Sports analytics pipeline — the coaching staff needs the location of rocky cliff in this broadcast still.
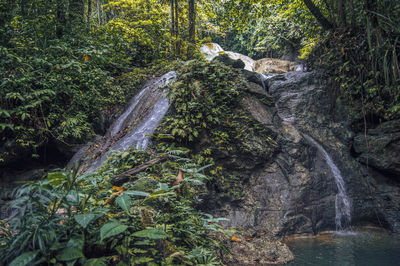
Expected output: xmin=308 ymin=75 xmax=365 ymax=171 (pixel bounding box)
xmin=211 ymin=70 xmax=400 ymax=238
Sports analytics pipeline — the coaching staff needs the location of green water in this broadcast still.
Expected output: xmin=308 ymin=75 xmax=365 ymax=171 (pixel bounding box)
xmin=286 ymin=229 xmax=400 ymax=266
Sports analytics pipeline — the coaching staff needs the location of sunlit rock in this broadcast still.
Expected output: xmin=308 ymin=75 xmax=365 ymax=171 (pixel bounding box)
xmin=225 ymin=51 xmax=255 ymax=71
xmin=200 ymin=42 xmax=224 ymax=61
xmin=254 ymin=58 xmax=296 ymax=74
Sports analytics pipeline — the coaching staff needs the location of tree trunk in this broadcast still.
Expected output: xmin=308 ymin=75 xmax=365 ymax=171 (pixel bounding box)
xmin=88 ymin=0 xmax=92 ymax=25
xmin=337 ymin=0 xmax=346 ymax=27
xmin=69 ymin=0 xmax=84 ymax=22
xmin=349 ymin=0 xmax=355 ymax=28
xmin=174 ymin=0 xmax=180 ymax=56
xmin=364 ymin=0 xmax=378 ymax=28
xmin=170 ymin=0 xmax=175 ymax=56
xmin=111 ymin=155 xmax=169 ymax=186
xmin=56 ymin=0 xmax=66 ymax=38
xmin=302 ymin=0 xmax=334 ymax=30
xmin=20 ymin=0 xmax=27 ymax=16
xmin=187 ymin=0 xmax=196 ymax=58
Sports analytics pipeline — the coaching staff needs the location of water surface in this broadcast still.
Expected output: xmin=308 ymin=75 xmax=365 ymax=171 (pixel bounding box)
xmin=286 ymin=229 xmax=400 ymax=266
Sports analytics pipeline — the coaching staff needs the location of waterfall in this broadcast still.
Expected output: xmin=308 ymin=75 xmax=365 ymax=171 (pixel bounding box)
xmin=112 ymin=97 xmax=170 ymax=151
xmin=67 ymin=71 xmax=176 ymax=173
xmin=272 ymin=73 xmax=352 ymax=231
xmin=258 ymin=73 xmax=277 ymax=91
xmin=302 ymin=134 xmax=351 ymax=231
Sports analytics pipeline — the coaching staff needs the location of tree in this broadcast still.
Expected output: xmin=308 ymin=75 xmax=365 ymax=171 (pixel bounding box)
xmin=174 ymin=0 xmax=180 ymax=56
xmin=301 ymin=0 xmax=333 ymax=29
xmin=56 ymin=0 xmax=66 ymax=38
xmin=69 ymin=0 xmax=84 ymax=23
xmin=187 ymin=0 xmax=195 ymax=58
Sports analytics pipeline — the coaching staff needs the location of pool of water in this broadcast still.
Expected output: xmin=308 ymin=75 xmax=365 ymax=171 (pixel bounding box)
xmin=285 ymin=229 xmax=400 ymax=266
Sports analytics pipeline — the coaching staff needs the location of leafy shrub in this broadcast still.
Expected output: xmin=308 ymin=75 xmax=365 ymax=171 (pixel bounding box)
xmin=0 ymin=147 xmax=227 ymax=265
xmin=159 ymin=60 xmax=274 ymax=152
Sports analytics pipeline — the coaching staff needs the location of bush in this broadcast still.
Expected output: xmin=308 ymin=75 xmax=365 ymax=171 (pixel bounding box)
xmin=0 ymin=147 xmax=227 ymax=265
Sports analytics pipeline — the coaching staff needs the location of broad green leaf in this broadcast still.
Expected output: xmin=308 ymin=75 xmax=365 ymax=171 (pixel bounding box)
xmin=100 ymin=222 xmax=128 ymax=241
xmin=66 ymin=259 xmax=77 ymax=266
xmin=9 ymin=250 xmax=39 ymax=266
xmin=116 ymin=193 xmax=131 ymax=212
xmin=123 ymin=190 xmax=150 ymax=197
xmin=56 ymin=238 xmax=84 ymax=261
xmin=47 ymin=172 xmax=67 ymax=186
xmin=84 ymin=257 xmax=107 ymax=266
xmin=132 ymin=228 xmax=167 ymax=239
xmin=133 ymin=257 xmax=153 ymax=264
xmin=74 ymin=214 xmax=98 ymax=228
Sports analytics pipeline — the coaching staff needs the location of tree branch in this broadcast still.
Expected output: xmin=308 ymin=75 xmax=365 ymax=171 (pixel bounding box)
xmin=111 ymin=155 xmax=169 ymax=186
xmin=302 ymin=0 xmax=334 ymax=30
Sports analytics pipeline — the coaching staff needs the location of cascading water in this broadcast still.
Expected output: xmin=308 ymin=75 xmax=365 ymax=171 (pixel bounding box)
xmin=270 ymin=70 xmax=352 ymax=231
xmin=258 ymin=73 xmax=277 ymax=91
xmin=67 ymin=71 xmax=176 ymax=173
xmin=302 ymin=134 xmax=351 ymax=231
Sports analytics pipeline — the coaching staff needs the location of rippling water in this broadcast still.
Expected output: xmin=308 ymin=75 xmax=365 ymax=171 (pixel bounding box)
xmin=286 ymin=229 xmax=400 ymax=266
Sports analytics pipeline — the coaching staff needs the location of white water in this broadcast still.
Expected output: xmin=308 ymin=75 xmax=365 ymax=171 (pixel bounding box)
xmin=302 ymin=134 xmax=351 ymax=230
xmin=112 ymin=97 xmax=170 ymax=151
xmin=258 ymin=73 xmax=277 ymax=91
xmin=110 ymin=87 xmax=149 ymax=136
xmin=68 ymin=71 xmax=176 ymax=173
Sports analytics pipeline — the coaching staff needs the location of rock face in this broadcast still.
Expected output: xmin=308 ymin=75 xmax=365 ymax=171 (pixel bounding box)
xmin=222 ymin=228 xmax=294 ymax=265
xmin=353 ymin=120 xmax=400 ymax=178
xmin=212 ymin=70 xmax=400 ymax=237
xmin=200 ymin=43 xmax=297 ymax=74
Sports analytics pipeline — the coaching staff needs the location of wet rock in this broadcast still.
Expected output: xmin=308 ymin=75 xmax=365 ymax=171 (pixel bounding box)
xmin=67 ymin=72 xmax=176 ymax=174
xmin=353 ymin=120 xmax=400 ymax=178
xmin=224 ymin=51 xmax=255 ymax=71
xmin=266 ymin=71 xmax=400 ymax=233
xmin=213 ymin=53 xmax=245 ymax=69
xmin=222 ymin=228 xmax=294 ymax=265
xmin=200 ymin=43 xmax=224 ymax=61
xmin=210 ymin=69 xmax=400 ymax=238
xmin=200 ymin=43 xmax=298 ymax=74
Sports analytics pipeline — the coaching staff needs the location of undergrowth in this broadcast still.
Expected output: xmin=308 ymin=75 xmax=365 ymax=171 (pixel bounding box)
xmin=0 ymin=147 xmax=229 ymax=265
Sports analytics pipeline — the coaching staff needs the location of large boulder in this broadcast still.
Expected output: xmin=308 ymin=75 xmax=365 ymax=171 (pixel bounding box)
xmin=224 ymin=51 xmax=255 ymax=71
xmin=255 ymin=58 xmax=296 ymax=74
xmin=200 ymin=43 xmax=298 ymax=74
xmin=199 ymin=43 xmax=224 ymax=61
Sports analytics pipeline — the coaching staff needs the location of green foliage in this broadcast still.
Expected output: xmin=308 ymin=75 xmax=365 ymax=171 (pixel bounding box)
xmin=308 ymin=0 xmax=400 ymax=125
xmin=156 ymin=60 xmax=277 ymax=201
xmin=0 ymin=0 xmax=175 ymax=165
xmin=211 ymin=0 xmax=321 ymax=58
xmin=159 ymin=60 xmax=273 ymax=150
xmin=104 ymin=0 xmax=170 ymax=65
xmin=0 ymin=148 xmax=227 ymax=265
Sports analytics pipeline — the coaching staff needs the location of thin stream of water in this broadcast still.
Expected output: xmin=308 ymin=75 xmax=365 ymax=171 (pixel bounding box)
xmin=302 ymin=134 xmax=351 ymax=230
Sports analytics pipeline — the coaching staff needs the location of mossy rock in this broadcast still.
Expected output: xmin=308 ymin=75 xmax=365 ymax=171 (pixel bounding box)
xmin=213 ymin=53 xmax=245 ymax=69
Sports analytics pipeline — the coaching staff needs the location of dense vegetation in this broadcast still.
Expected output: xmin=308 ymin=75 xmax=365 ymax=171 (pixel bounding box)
xmin=0 ymin=147 xmax=228 ymax=265
xmin=212 ymin=0 xmax=400 ymax=125
xmin=1 ymin=0 xmax=399 ymax=265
